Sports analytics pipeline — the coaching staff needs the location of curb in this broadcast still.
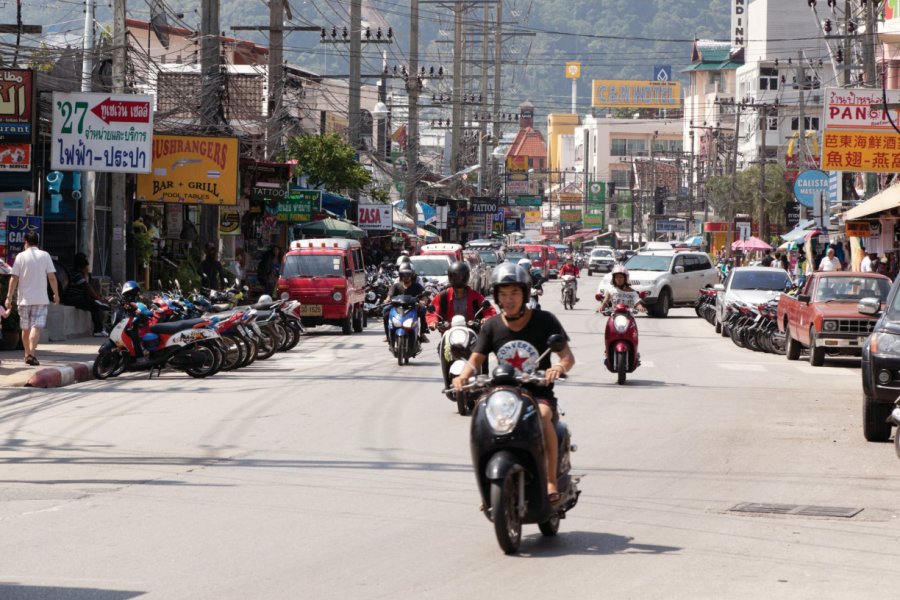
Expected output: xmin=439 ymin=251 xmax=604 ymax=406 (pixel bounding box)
xmin=25 ymin=362 xmax=93 ymax=388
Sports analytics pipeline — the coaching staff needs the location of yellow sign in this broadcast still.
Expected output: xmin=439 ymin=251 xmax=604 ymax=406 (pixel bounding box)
xmin=845 ymin=221 xmax=874 ymax=237
xmin=821 ymin=129 xmax=900 ymax=173
xmin=524 ymin=210 xmax=542 ymax=224
xmin=565 ymin=62 xmax=581 ymax=79
xmin=592 ymin=80 xmax=682 ymax=109
xmin=559 ymin=192 xmax=582 ymax=204
xmin=219 ymin=209 xmax=240 ymax=235
xmin=506 ymin=155 xmax=529 ymax=172
xmin=137 ymin=135 xmax=239 ymax=205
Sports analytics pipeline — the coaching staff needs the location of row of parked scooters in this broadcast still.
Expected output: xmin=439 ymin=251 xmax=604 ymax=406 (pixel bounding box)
xmin=91 ymin=280 xmax=304 ymax=380
xmin=695 ymin=288 xmax=787 ymax=355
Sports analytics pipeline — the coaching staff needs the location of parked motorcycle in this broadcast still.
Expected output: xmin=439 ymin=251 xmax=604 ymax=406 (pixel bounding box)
xmin=449 ymin=334 xmax=580 ymax=554
xmin=599 ymin=290 xmax=647 ymax=385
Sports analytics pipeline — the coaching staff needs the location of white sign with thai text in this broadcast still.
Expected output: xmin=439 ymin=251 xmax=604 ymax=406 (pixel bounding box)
xmin=51 ymin=92 xmax=153 ymax=173
xmin=823 ymin=87 xmax=900 ymax=131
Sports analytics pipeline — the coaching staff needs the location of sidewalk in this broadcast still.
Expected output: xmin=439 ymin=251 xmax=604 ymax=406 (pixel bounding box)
xmin=0 ymin=335 xmax=99 ymax=388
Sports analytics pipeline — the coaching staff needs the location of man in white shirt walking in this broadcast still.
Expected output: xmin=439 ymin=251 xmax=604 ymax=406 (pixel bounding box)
xmin=5 ymin=231 xmax=59 ymax=365
xmin=818 ymin=248 xmax=842 ymax=272
xmin=860 ymin=252 xmax=875 ymax=273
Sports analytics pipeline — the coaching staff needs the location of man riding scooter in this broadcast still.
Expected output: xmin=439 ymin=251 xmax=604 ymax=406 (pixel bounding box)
xmin=427 ymin=261 xmax=497 ymax=387
xmin=383 ymin=265 xmax=429 ymax=345
xmin=558 ymin=256 xmax=580 ymax=302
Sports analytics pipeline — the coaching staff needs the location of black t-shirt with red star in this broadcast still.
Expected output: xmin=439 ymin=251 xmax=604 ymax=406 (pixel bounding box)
xmin=473 ymin=309 xmax=569 ymax=401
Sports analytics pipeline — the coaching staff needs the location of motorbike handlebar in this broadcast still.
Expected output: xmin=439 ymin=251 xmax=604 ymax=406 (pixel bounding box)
xmin=443 ymin=370 xmax=567 ymax=395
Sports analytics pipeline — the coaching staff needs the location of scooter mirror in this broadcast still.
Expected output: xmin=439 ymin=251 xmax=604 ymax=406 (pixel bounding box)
xmin=594 ymin=293 xmax=602 ymax=301
xmin=426 ymin=304 xmax=436 ymax=313
xmin=481 ymin=300 xmax=492 ymax=309
xmin=547 ymin=333 xmax=566 ymax=353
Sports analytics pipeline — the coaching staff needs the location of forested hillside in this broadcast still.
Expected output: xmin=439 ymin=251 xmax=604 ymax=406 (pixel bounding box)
xmin=18 ymin=0 xmax=731 ymax=118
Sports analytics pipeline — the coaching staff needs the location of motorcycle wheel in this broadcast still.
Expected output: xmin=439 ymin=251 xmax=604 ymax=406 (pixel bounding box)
xmin=490 ymin=471 xmax=522 ymax=555
xmin=397 ymin=337 xmax=405 ymax=366
xmin=92 ymin=352 xmax=122 ymax=380
xmin=283 ymin=324 xmax=301 ymax=351
xmin=616 ymin=351 xmax=627 ymax=385
xmin=256 ymin=328 xmax=278 ymax=361
xmin=731 ymin=325 xmax=746 ymax=348
xmin=207 ymin=343 xmax=224 ymax=375
xmin=456 ymin=392 xmax=468 ymax=416
xmin=275 ymin=323 xmax=290 ymax=351
xmin=538 ymin=513 xmax=560 ymax=536
xmin=183 ymin=344 xmax=218 ymax=378
xmin=894 ymin=423 xmax=900 ymax=459
xmin=220 ymin=335 xmax=243 ymax=371
xmin=243 ymin=337 xmax=258 ymax=367
xmin=770 ymin=331 xmax=786 ymax=355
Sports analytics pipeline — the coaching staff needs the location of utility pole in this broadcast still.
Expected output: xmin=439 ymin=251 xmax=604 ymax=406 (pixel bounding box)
xmin=758 ymin=104 xmax=768 ymax=243
xmin=266 ymin=0 xmax=284 ymax=159
xmin=450 ymin=0 xmax=463 ymax=182
xmin=492 ymin=0 xmax=502 ymax=196
xmin=349 ymin=0 xmax=362 ymax=153
xmin=796 ymin=51 xmax=808 ymax=223
xmin=844 ymin=0 xmax=853 ymax=87
xmin=727 ymin=104 xmax=741 ymax=257
xmin=110 ymin=0 xmax=127 ymax=280
xmin=478 ymin=2 xmax=489 ymax=195
xmin=200 ymin=0 xmax=222 ymax=128
xmin=405 ymin=0 xmax=420 ymax=226
xmin=79 ymin=0 xmax=96 ymax=266
xmin=863 ymin=0 xmax=879 ymax=197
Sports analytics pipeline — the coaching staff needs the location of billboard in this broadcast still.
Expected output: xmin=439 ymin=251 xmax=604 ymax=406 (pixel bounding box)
xmin=587 ymin=181 xmax=605 ymax=204
xmin=358 ymin=203 xmax=392 ymax=230
xmin=560 ymin=209 xmax=582 ymax=224
xmin=592 ymin=80 xmax=681 ymax=109
xmin=137 ymin=135 xmax=239 ymax=204
xmin=51 ymin=92 xmax=153 ymax=173
xmin=277 ymin=190 xmax=320 ymax=222
xmin=565 ymin=62 xmax=581 ymax=79
xmin=821 ymin=131 xmax=900 ymax=173
xmin=0 ymin=69 xmax=34 ymax=143
xmin=823 ymin=87 xmax=900 ymax=130
xmin=505 ymin=172 xmax=529 ymax=195
xmin=506 ymin=156 xmax=528 ymax=172
xmin=822 ymin=87 xmax=900 ymax=174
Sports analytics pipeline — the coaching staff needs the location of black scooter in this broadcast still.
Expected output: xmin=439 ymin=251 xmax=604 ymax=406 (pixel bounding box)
xmin=449 ymin=334 xmax=581 ymax=554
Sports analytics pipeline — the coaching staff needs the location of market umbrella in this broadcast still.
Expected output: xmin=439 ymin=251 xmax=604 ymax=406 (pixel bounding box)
xmin=295 ymin=217 xmax=366 ymax=240
xmin=731 ymin=236 xmax=773 ymax=252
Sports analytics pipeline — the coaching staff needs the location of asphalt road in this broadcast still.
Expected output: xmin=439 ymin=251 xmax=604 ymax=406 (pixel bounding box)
xmin=1 ymin=279 xmax=898 ymax=599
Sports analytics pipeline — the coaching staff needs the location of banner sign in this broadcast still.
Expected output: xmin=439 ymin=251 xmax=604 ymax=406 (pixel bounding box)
xmin=277 ymin=190 xmax=320 ymax=223
xmin=6 ymin=215 xmax=41 ymax=264
xmin=821 ymin=130 xmax=900 ymax=173
xmin=793 ymin=170 xmax=830 ymax=208
xmin=523 ymin=210 xmax=542 ymax=224
xmin=470 ymin=197 xmax=499 ymax=214
xmin=823 ymin=87 xmax=900 ymax=131
xmin=655 ymin=219 xmax=686 ymax=233
xmin=846 ymin=220 xmax=876 ymax=237
xmin=508 ymin=194 xmax=541 ymax=207
xmin=559 ymin=192 xmax=582 ymax=204
xmin=51 ymin=92 xmax=153 ymax=172
xmin=506 ymin=156 xmax=529 ymax=172
xmin=137 ymin=135 xmax=239 ymax=204
xmin=560 ymin=209 xmax=582 ymax=224
xmin=219 ymin=209 xmax=240 ymax=236
xmin=584 ymin=210 xmax=604 ymax=228
xmin=505 ymin=172 xmax=529 ymax=195
xmin=0 ymin=69 xmax=34 ymax=143
xmin=251 ymin=183 xmax=288 ymax=203
xmin=0 ymin=143 xmax=30 ymax=171
xmin=587 ymin=181 xmax=605 ymax=204
xmin=358 ymin=203 xmax=393 ymax=230
xmin=592 ymin=80 xmax=681 ymax=109
xmin=616 ymin=190 xmax=633 ymax=220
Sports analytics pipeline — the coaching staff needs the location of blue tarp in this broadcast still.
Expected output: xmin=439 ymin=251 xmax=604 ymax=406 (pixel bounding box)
xmin=392 ymin=200 xmax=436 ymax=226
xmin=781 ymin=220 xmax=817 ymax=242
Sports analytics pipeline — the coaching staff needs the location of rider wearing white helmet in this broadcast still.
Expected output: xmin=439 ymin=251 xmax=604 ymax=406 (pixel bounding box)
xmin=597 ymin=264 xmax=642 ymax=313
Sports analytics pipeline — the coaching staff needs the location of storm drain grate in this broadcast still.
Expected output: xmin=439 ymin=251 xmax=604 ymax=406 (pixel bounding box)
xmin=729 ymin=503 xmax=862 ymax=518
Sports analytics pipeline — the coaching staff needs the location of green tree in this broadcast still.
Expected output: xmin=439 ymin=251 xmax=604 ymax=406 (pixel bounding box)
xmin=704 ymin=164 xmax=791 ymax=227
xmin=284 ymin=133 xmax=372 ymax=193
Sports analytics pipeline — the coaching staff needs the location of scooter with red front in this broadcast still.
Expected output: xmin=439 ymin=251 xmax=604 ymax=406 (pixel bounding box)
xmin=598 ymin=290 xmax=648 ymax=385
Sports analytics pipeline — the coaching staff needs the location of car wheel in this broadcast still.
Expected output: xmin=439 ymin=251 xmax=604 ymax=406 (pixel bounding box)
xmin=785 ymin=326 xmax=801 ymax=361
xmin=808 ymin=328 xmax=825 ymax=366
xmin=653 ymin=289 xmax=670 ymax=318
xmin=587 ymin=269 xmax=592 ymax=276
xmin=715 ymin=319 xmax=722 ymax=334
xmin=863 ymin=395 xmax=892 ymax=442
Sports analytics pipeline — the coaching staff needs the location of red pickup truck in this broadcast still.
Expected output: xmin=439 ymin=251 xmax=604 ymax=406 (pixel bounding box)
xmin=778 ymin=272 xmax=891 ymax=366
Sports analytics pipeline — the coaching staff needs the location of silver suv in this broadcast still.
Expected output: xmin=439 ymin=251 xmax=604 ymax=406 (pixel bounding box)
xmin=587 ymin=247 xmax=616 ymax=275
xmin=601 ymin=251 xmax=717 ymax=317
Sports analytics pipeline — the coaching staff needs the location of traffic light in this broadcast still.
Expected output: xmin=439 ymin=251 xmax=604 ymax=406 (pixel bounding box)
xmin=654 ymin=186 xmax=667 ymax=215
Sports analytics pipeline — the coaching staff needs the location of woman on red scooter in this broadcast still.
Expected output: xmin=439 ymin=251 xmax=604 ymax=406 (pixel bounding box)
xmin=596 ymin=265 xmax=644 ymax=313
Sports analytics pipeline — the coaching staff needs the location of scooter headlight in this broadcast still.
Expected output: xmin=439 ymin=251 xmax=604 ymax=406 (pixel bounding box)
xmin=402 ymin=317 xmax=415 ymax=329
xmin=449 ymin=329 xmax=468 ymax=347
xmin=486 ymin=390 xmax=523 ymax=434
xmin=391 ymin=316 xmax=402 ymax=327
xmin=613 ymin=314 xmax=630 ymax=333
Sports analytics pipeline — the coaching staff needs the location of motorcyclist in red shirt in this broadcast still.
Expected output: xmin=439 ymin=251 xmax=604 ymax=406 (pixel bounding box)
xmin=427 ymin=261 xmax=496 ymax=331
xmin=558 ymin=256 xmax=581 ymax=301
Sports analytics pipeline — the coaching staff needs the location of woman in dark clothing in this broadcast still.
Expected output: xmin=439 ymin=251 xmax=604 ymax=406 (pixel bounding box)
xmin=200 ymin=242 xmax=227 ymax=290
xmin=61 ymin=253 xmax=108 ymax=336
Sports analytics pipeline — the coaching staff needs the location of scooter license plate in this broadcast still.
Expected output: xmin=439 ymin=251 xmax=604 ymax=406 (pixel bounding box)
xmin=300 ymin=304 xmax=322 ymax=317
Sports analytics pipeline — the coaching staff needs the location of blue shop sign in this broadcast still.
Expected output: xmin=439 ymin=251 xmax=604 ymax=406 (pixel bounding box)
xmin=793 ymin=170 xmax=830 ymax=209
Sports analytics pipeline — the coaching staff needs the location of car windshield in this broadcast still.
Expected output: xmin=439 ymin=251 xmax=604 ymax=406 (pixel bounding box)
xmin=505 ymin=251 xmax=527 ymax=263
xmin=478 ymin=251 xmax=499 ymax=264
xmin=730 ymin=270 xmax=792 ymax=291
xmin=592 ymin=250 xmax=613 ymax=258
xmin=624 ymin=254 xmax=671 ymax=272
xmin=282 ymin=254 xmax=343 ymax=278
xmin=526 ymin=251 xmax=542 ymax=260
xmin=816 ymin=276 xmax=890 ymax=302
xmin=409 ymin=257 xmax=450 ymax=276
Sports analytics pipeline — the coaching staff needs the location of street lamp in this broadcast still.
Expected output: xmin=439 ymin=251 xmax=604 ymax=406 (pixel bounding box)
xmin=372 ymin=101 xmax=389 ymax=161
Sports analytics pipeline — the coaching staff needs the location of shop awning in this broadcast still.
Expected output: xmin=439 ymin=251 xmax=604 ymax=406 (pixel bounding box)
xmin=294 ymin=217 xmax=366 ymax=240
xmin=563 ymin=230 xmax=597 ymax=242
xmin=781 ymin=220 xmax=817 ymax=242
xmin=844 ymin=184 xmax=900 ymax=220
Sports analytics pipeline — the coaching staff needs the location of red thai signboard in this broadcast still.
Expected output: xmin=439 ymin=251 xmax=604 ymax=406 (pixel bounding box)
xmin=0 ymin=69 xmax=33 ymax=143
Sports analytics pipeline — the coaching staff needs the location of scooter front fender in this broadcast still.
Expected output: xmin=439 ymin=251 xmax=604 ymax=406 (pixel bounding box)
xmin=613 ymin=341 xmax=630 ymax=354
xmin=485 ymin=450 xmax=524 ymax=481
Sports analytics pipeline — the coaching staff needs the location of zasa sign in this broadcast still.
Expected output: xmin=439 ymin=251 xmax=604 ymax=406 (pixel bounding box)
xmin=51 ymin=92 xmax=153 ymax=173
xmin=358 ymin=204 xmax=392 ymax=230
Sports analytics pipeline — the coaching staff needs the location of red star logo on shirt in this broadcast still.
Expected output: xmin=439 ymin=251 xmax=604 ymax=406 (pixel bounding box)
xmin=505 ymin=350 xmax=529 ymax=371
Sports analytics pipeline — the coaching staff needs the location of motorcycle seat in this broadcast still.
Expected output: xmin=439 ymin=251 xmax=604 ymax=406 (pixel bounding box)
xmin=250 ymin=300 xmax=279 ymax=310
xmin=207 ymin=303 xmax=232 ymax=313
xmin=150 ymin=318 xmax=209 ymax=334
xmin=254 ymin=310 xmax=274 ymax=320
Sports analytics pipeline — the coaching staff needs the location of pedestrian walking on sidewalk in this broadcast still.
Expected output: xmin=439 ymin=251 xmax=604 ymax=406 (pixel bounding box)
xmin=4 ymin=231 xmax=59 ymax=366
